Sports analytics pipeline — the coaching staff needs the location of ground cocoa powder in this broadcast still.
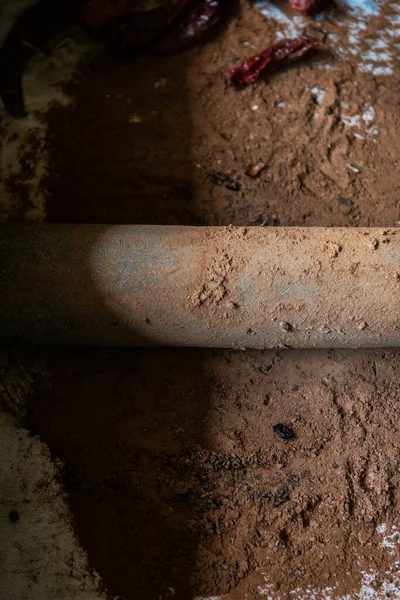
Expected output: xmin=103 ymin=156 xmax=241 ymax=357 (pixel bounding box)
xmin=10 ymin=1 xmax=400 ymax=598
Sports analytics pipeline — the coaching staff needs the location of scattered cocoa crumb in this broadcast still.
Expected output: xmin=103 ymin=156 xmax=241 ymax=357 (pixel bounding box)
xmin=273 ymin=423 xmax=295 ymax=440
xmin=326 ymin=242 xmax=341 ymax=258
xmin=210 ymin=171 xmax=241 ymax=191
xmin=338 ymin=197 xmax=354 ymax=208
xmin=279 ymin=321 xmax=292 ymax=332
xmin=246 ymin=162 xmax=267 ymax=178
xmin=370 ymin=238 xmax=379 ymax=250
xmin=8 ymin=510 xmax=20 ymax=523
xmin=225 ymin=180 xmax=241 ymax=192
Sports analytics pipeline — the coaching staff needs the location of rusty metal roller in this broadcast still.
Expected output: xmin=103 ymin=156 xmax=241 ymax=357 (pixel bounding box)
xmin=0 ymin=224 xmax=399 ymax=348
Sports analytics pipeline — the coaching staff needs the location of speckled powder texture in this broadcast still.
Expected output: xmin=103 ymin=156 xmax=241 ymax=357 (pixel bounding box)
xmin=2 ymin=1 xmax=400 ymax=599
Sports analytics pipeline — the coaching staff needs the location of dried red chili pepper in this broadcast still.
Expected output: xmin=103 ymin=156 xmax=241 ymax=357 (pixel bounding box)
xmin=226 ymin=38 xmax=318 ymax=86
xmin=289 ymin=0 xmax=321 ymax=16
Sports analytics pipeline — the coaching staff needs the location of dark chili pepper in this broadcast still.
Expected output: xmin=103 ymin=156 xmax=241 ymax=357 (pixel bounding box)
xmin=273 ymin=423 xmax=295 ymax=440
xmin=289 ymin=0 xmax=321 ymax=16
xmin=226 ymin=38 xmax=318 ymax=86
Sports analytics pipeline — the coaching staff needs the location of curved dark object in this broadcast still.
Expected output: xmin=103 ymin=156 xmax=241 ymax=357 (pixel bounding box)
xmin=0 ymin=0 xmax=236 ymax=117
xmin=84 ymin=0 xmax=237 ymax=55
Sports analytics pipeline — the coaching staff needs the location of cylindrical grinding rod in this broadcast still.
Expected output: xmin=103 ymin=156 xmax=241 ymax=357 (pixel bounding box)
xmin=0 ymin=224 xmax=399 ymax=348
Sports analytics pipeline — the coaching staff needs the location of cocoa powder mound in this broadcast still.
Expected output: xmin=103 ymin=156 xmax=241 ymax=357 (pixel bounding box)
xmin=14 ymin=0 xmax=400 ymax=598
xmin=26 ymin=347 xmax=400 ymax=599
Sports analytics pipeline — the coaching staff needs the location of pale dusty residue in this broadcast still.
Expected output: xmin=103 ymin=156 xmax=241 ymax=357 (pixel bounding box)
xmin=0 ymin=347 xmax=116 ymax=600
xmin=0 ymin=407 xmax=110 ymax=600
xmin=255 ymin=523 xmax=400 ymax=599
xmin=254 ymin=0 xmax=400 ymax=142
xmin=340 ymin=103 xmax=378 ymax=141
xmin=191 ymin=524 xmax=400 ymax=599
xmin=0 ymin=0 xmax=96 ymax=222
xmin=255 ymin=0 xmax=396 ymax=75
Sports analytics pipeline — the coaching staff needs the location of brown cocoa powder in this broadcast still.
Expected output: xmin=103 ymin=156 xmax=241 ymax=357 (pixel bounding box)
xmin=8 ymin=1 xmax=400 ymax=598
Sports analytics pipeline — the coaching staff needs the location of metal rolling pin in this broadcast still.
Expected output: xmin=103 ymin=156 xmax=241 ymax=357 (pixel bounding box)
xmin=0 ymin=224 xmax=399 ymax=348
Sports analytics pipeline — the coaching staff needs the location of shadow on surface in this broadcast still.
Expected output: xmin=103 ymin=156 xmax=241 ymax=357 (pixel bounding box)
xmin=27 ymin=346 xmax=212 ymax=600
xmin=45 ymin=50 xmax=197 ymax=226
xmin=23 ymin=43 xmax=211 ymax=600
